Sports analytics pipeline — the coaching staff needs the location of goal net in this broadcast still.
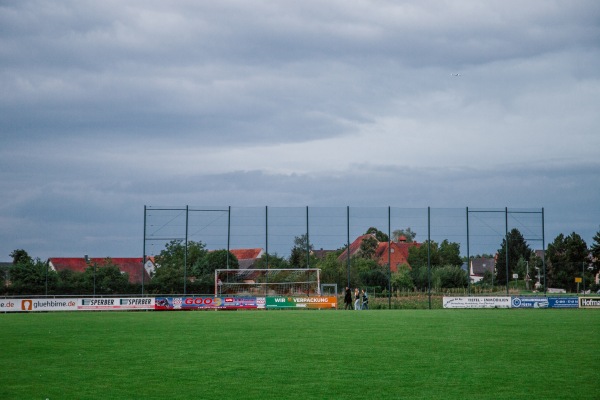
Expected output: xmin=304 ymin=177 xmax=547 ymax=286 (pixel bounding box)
xmin=215 ymin=268 xmax=321 ymax=297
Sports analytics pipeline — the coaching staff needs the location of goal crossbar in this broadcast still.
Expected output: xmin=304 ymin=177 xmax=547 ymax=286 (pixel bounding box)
xmin=215 ymin=268 xmax=321 ymax=297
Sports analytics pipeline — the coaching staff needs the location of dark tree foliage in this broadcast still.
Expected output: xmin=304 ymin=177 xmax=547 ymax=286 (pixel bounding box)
xmin=546 ymin=232 xmax=589 ymax=292
xmin=191 ymin=250 xmax=240 ymax=293
xmin=315 ymin=252 xmax=346 ymax=289
xmin=359 ymin=266 xmax=389 ymax=292
xmin=432 ymin=266 xmax=468 ymax=289
xmin=254 ymin=253 xmax=289 ymax=269
xmin=9 ymin=257 xmax=56 ymax=295
xmin=358 ymin=235 xmax=379 ymax=260
xmin=10 ymin=249 xmax=32 ymax=265
xmin=56 ymin=269 xmax=86 ymax=295
xmin=150 ymin=240 xmax=208 ymax=294
xmin=349 ymin=257 xmax=380 ymax=289
xmin=495 ymin=229 xmax=533 ymax=286
xmin=365 ymin=227 xmax=389 ymax=243
xmin=289 ymin=234 xmax=314 ymax=269
xmin=438 ymin=240 xmax=463 ymax=267
xmin=590 ymin=230 xmax=600 ymax=275
xmin=410 ymin=265 xmax=429 ymax=291
xmin=407 ymin=239 xmax=462 ymax=268
xmin=83 ymin=258 xmax=131 ymax=295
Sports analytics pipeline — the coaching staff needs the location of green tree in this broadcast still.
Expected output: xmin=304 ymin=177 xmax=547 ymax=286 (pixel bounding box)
xmin=191 ymin=250 xmax=240 ymax=293
xmin=438 ymin=240 xmax=462 ymax=267
xmin=407 ymin=239 xmax=461 ymax=268
xmin=366 ymin=227 xmax=389 ymax=243
xmin=9 ymin=257 xmax=56 ymax=295
xmin=359 ymin=265 xmax=389 ymax=292
xmin=408 ymin=241 xmax=440 ymax=268
xmin=515 ymin=256 xmax=528 ymax=281
xmin=83 ymin=258 xmax=130 ymax=294
xmin=432 ymin=265 xmax=468 ymax=290
xmin=315 ymin=251 xmax=346 ymax=289
xmin=392 ymin=227 xmax=416 ymax=242
xmin=350 ymin=257 xmax=380 ymax=289
xmin=410 ymin=265 xmax=429 ymax=291
xmin=289 ymin=234 xmax=314 ymax=269
xmin=56 ymin=269 xmax=86 ymax=295
xmin=254 ymin=253 xmax=289 ymax=269
xmin=546 ymin=232 xmax=589 ymax=292
xmin=590 ymin=230 xmax=600 ymax=276
xmin=391 ymin=264 xmax=414 ymax=291
xmin=358 ymin=235 xmax=379 ymax=260
xmin=495 ymin=229 xmax=533 ymax=287
xmin=195 ymin=250 xmax=239 ymax=275
xmin=10 ymin=249 xmax=32 ymax=265
xmin=151 ymin=240 xmax=208 ymax=294
xmin=0 ymin=265 xmax=5 ymax=293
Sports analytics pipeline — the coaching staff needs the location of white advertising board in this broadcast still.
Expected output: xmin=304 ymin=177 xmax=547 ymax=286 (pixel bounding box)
xmin=0 ymin=298 xmax=78 ymax=312
xmin=0 ymin=297 xmax=155 ymax=312
xmin=579 ymin=297 xmax=600 ymax=308
xmin=78 ymin=297 xmax=155 ymax=310
xmin=443 ymin=296 xmax=511 ymax=309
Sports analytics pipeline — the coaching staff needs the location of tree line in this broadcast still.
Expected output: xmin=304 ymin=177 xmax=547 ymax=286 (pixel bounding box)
xmin=3 ymin=228 xmax=600 ymax=296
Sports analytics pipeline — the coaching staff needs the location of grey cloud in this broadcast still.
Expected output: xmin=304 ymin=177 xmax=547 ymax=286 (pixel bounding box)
xmin=1 ymin=1 xmax=599 ymax=260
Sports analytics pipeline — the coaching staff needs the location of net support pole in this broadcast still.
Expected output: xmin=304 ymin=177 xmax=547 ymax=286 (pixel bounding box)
xmin=265 ymin=206 xmax=269 ymax=270
xmin=466 ymin=206 xmax=470 ymax=296
xmin=346 ymin=206 xmax=350 ymax=288
xmin=227 ymin=206 xmax=231 ymax=269
xmin=427 ymin=207 xmax=431 ymax=310
xmin=142 ymin=205 xmax=147 ymax=296
xmin=306 ymin=206 xmax=310 ymax=269
xmin=184 ymin=205 xmax=189 ymax=295
xmin=265 ymin=206 xmax=269 ymax=297
xmin=388 ymin=206 xmax=391 ymax=309
xmin=542 ymin=207 xmax=546 ymax=295
xmin=505 ymin=207 xmax=509 ymax=296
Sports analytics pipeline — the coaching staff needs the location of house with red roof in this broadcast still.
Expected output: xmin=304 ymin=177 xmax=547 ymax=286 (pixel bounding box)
xmin=229 ymin=248 xmax=264 ymax=269
xmin=337 ymin=234 xmax=421 ymax=272
xmin=49 ymin=257 xmax=155 ymax=284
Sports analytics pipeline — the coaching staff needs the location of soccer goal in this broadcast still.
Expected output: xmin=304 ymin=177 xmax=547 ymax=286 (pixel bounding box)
xmin=215 ymin=268 xmax=321 ymax=297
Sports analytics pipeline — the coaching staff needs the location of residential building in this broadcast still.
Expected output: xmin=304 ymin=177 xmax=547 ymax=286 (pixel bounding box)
xmin=337 ymin=234 xmax=421 ymax=272
xmin=48 ymin=257 xmax=154 ymax=284
xmin=469 ymin=257 xmax=495 ymax=283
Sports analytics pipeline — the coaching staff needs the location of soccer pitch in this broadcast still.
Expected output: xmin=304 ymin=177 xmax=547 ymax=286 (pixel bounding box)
xmin=2 ymin=310 xmax=598 ymax=400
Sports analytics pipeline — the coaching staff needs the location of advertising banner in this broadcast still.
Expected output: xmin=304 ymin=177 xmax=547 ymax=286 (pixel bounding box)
xmin=547 ymin=297 xmax=579 ymax=308
xmin=266 ymin=296 xmax=337 ymax=309
xmin=0 ymin=298 xmax=156 ymax=312
xmin=0 ymin=298 xmax=78 ymax=312
xmin=119 ymin=297 xmax=155 ymax=309
xmin=443 ymin=296 xmax=511 ymax=309
xmin=511 ymin=297 xmax=549 ymax=308
xmin=578 ymin=297 xmax=600 ymax=308
xmin=77 ymin=297 xmax=155 ymax=310
xmin=154 ymin=296 xmax=257 ymax=310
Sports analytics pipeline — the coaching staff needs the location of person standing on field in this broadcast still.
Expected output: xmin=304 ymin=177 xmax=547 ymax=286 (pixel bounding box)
xmin=361 ymin=289 xmax=369 ymax=310
xmin=354 ymin=288 xmax=361 ymax=310
xmin=344 ymin=287 xmax=353 ymax=310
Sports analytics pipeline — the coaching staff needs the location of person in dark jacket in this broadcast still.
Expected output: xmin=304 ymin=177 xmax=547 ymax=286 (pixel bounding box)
xmin=344 ymin=287 xmax=353 ymax=310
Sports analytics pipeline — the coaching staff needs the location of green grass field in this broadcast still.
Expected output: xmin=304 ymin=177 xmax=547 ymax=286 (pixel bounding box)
xmin=1 ymin=309 xmax=598 ymax=400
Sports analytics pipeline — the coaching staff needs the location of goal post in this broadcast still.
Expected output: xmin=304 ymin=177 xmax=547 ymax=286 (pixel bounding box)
xmin=215 ymin=268 xmax=321 ymax=297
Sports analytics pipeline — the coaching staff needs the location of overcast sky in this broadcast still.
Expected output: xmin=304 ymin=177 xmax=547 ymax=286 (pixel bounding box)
xmin=1 ymin=0 xmax=599 ymax=261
